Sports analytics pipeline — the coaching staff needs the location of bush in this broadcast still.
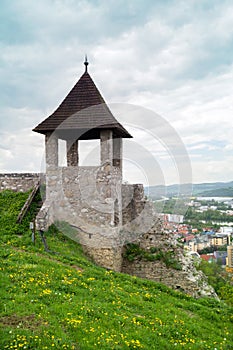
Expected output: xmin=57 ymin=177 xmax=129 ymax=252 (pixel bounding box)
xmin=123 ymin=243 xmax=182 ymax=270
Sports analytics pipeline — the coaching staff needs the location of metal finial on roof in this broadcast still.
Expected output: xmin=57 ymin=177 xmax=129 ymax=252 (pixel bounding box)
xmin=84 ymin=55 xmax=89 ymax=72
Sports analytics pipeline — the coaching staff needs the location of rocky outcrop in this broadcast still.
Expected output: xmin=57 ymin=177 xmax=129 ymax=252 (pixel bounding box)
xmin=122 ymin=223 xmax=218 ymax=299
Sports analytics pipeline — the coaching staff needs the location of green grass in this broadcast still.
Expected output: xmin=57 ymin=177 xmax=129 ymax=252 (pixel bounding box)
xmin=1 ymin=190 xmax=233 ymax=349
xmin=197 ymin=260 xmax=233 ymax=307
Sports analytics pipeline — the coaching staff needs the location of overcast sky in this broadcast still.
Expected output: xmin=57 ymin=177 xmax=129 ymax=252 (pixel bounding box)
xmin=0 ymin=0 xmax=233 ymax=187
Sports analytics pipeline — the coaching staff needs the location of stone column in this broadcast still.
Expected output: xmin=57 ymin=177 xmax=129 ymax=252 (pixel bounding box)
xmin=100 ymin=130 xmax=113 ymax=165
xmin=66 ymin=140 xmax=79 ymax=166
xmin=113 ymin=137 xmax=122 ymax=172
xmin=45 ymin=132 xmax=58 ymax=169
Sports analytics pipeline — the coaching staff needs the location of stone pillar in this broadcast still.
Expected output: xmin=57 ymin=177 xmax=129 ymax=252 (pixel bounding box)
xmin=66 ymin=140 xmax=79 ymax=166
xmin=113 ymin=137 xmax=122 ymax=172
xmin=100 ymin=130 xmax=113 ymax=165
xmin=45 ymin=133 xmax=58 ymax=169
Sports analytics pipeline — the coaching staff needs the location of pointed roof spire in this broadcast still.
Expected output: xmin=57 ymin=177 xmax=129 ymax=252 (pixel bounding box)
xmin=33 ymin=59 xmax=132 ymax=140
xmin=84 ymin=55 xmax=89 ymax=73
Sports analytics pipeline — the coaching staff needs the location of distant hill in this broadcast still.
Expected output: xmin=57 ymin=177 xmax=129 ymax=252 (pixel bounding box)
xmin=197 ymin=187 xmax=233 ymax=197
xmin=146 ymin=181 xmax=233 ymax=199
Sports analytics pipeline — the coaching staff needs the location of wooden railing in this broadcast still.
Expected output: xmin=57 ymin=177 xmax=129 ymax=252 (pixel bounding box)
xmin=17 ymin=181 xmax=41 ymax=224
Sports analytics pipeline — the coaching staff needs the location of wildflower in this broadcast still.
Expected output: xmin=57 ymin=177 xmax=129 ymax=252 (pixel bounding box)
xmin=41 ymin=289 xmax=52 ymax=295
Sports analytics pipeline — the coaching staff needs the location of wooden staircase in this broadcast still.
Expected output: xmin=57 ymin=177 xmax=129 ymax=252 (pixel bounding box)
xmin=17 ymin=181 xmax=41 ymax=224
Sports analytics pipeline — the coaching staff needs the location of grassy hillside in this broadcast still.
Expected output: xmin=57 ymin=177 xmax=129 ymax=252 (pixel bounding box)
xmin=1 ymin=190 xmax=233 ymax=349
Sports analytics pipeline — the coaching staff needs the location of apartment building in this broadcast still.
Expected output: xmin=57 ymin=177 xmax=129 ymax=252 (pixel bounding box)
xmin=226 ymin=246 xmax=233 ymax=268
xmin=209 ymin=235 xmax=228 ymax=246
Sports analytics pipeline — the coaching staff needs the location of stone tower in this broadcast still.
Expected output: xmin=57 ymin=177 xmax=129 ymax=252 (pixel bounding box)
xmin=33 ymin=59 xmax=156 ymax=270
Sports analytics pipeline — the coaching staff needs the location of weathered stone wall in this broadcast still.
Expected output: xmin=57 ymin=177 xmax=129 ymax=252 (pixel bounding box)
xmin=36 ymin=163 xmax=125 ymax=269
xmin=38 ymin=164 xmax=122 ymax=231
xmin=36 ymin=162 xmax=159 ymax=270
xmin=53 ymin=166 xmax=156 ymax=235
xmin=83 ymin=245 xmax=123 ymax=272
xmin=122 ymin=223 xmax=218 ymax=298
xmin=0 ymin=173 xmax=42 ymax=192
xmin=120 ymin=184 xmax=159 ymax=246
xmin=122 ymin=257 xmax=216 ymax=298
xmin=122 ymin=184 xmax=145 ymax=224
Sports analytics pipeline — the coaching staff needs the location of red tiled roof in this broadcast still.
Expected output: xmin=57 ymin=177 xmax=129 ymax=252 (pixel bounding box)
xmin=33 ymin=70 xmax=132 ymax=140
xmin=200 ymin=254 xmax=216 ymax=262
xmin=184 ymin=235 xmax=195 ymax=242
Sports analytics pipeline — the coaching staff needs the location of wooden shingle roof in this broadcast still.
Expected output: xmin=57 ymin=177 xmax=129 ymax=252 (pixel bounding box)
xmin=33 ymin=65 xmax=132 ymax=140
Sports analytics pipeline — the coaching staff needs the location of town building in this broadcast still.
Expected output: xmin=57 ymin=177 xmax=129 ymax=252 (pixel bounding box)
xmin=220 ymin=226 xmax=233 ymax=235
xmin=226 ymin=245 xmax=233 ymax=268
xmin=209 ymin=235 xmax=228 ymax=247
xmin=200 ymin=254 xmax=216 ymax=263
xmin=165 ymin=214 xmax=184 ymax=223
xmin=213 ymin=251 xmax=227 ymax=265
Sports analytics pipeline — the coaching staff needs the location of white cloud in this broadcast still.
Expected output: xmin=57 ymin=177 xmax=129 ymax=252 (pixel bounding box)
xmin=0 ymin=0 xmax=233 ymax=185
